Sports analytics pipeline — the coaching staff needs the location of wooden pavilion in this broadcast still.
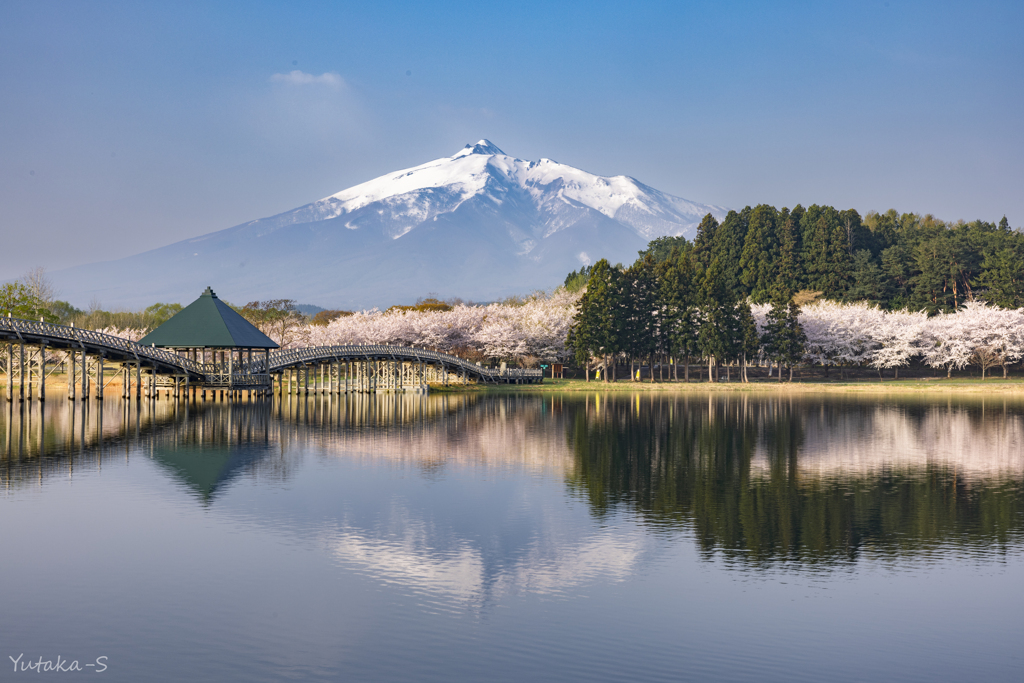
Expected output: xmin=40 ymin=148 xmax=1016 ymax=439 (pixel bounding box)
xmin=139 ymin=287 xmax=278 ymax=396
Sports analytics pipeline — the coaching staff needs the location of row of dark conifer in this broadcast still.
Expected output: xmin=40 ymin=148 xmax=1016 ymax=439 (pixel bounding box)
xmin=565 ymin=205 xmax=1020 ymax=381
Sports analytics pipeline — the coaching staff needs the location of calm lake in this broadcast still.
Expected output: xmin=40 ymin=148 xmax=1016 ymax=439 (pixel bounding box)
xmin=2 ymin=391 xmax=1022 ymax=682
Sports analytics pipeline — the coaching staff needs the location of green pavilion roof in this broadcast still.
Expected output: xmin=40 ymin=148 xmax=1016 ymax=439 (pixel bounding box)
xmin=138 ymin=287 xmax=279 ymax=349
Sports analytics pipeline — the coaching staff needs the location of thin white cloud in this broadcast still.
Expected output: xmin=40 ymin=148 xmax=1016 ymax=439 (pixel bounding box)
xmin=269 ymin=70 xmax=344 ymax=87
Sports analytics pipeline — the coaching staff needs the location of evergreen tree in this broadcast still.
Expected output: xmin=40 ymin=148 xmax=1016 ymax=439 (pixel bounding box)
xmin=739 ymin=204 xmax=780 ymax=303
xmin=563 ymin=265 xmax=593 ymax=293
xmin=864 ymin=209 xmax=901 ymax=254
xmin=775 ymin=207 xmax=802 ymax=296
xmin=640 ymin=235 xmax=690 ymax=263
xmin=567 ymin=259 xmax=622 ymax=381
xmin=840 ymin=208 xmax=870 ymax=256
xmin=621 ymin=254 xmax=659 ymax=377
xmin=762 ymin=292 xmax=806 ymax=382
xmin=846 ymin=249 xmax=887 ymax=303
xmin=696 ymin=257 xmax=739 ymax=382
xmin=803 ymin=206 xmax=852 ymax=298
xmin=911 ymin=232 xmax=955 ymax=313
xmin=712 ymin=208 xmax=750 ymax=300
xmin=980 ymin=245 xmax=1024 ymax=308
xmin=691 ymin=213 xmax=720 ymax=275
xmin=881 ymin=244 xmax=912 ymax=309
xmin=736 ymin=300 xmax=759 ymax=382
xmin=658 ymin=249 xmax=699 ymax=381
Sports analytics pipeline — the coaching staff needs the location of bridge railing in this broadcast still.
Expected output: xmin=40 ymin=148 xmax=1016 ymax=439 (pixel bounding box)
xmin=1 ymin=318 xmax=544 ymax=384
xmin=264 ymin=344 xmax=543 ymax=382
xmin=0 ymin=316 xmax=203 ymax=375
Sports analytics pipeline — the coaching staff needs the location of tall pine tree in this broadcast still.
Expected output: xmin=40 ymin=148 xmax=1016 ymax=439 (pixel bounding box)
xmin=740 ymin=204 xmax=780 ymax=303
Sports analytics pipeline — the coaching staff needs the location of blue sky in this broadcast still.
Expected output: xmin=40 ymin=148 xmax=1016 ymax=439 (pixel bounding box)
xmin=1 ymin=0 xmax=1021 ymax=282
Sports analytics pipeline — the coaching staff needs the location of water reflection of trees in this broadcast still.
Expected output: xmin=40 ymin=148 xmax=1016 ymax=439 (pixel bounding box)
xmin=6 ymin=391 xmax=1024 ymax=568
xmin=566 ymin=394 xmax=1024 ymax=566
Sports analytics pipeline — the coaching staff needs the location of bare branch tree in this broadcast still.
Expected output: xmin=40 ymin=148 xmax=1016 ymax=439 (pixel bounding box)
xmin=20 ymin=266 xmax=57 ymax=304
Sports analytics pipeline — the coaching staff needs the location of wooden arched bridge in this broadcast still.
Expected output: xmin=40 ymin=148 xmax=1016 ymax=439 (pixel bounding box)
xmin=1 ymin=316 xmax=542 ymax=401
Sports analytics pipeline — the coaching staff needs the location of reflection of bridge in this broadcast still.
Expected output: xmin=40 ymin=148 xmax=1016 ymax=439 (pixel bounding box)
xmin=1 ymin=317 xmax=543 ymax=401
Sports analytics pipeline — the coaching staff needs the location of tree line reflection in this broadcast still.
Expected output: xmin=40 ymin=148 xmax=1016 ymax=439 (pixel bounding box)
xmin=567 ymin=393 xmax=1024 ymax=565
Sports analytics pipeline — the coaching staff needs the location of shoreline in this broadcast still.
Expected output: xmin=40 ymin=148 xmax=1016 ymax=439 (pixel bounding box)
xmin=7 ymin=376 xmax=1024 ymax=398
xmin=440 ymin=377 xmax=1024 ymax=395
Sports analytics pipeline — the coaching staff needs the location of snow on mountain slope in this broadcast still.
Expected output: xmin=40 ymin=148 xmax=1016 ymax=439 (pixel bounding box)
xmin=237 ymin=140 xmax=726 ymax=246
xmin=49 ymin=141 xmax=728 ymax=309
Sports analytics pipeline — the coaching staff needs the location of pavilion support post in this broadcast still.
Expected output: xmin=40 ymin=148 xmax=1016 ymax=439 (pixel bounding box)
xmin=97 ymin=356 xmax=104 ymax=399
xmin=135 ymin=363 xmax=141 ymax=400
xmin=304 ymin=365 xmax=310 ymax=396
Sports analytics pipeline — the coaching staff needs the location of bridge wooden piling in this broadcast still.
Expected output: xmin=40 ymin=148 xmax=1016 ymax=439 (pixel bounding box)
xmin=68 ymin=349 xmax=76 ymax=401
xmin=80 ymin=351 xmax=88 ymax=401
xmin=39 ymin=342 xmax=45 ymax=402
xmin=19 ymin=342 xmax=25 ymax=401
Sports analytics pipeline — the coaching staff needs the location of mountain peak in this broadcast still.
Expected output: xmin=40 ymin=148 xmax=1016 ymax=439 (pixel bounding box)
xmin=453 ymin=139 xmax=505 ymax=158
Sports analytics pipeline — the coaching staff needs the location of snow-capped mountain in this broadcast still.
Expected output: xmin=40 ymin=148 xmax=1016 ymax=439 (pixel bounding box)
xmin=51 ymin=141 xmax=727 ymax=309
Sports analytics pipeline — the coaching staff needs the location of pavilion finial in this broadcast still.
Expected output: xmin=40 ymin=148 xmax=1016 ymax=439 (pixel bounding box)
xmin=202 ymin=286 xmax=217 ymax=298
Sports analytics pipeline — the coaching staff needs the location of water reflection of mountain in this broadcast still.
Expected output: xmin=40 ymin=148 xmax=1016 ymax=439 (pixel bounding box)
xmin=567 ymin=394 xmax=1024 ymax=566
